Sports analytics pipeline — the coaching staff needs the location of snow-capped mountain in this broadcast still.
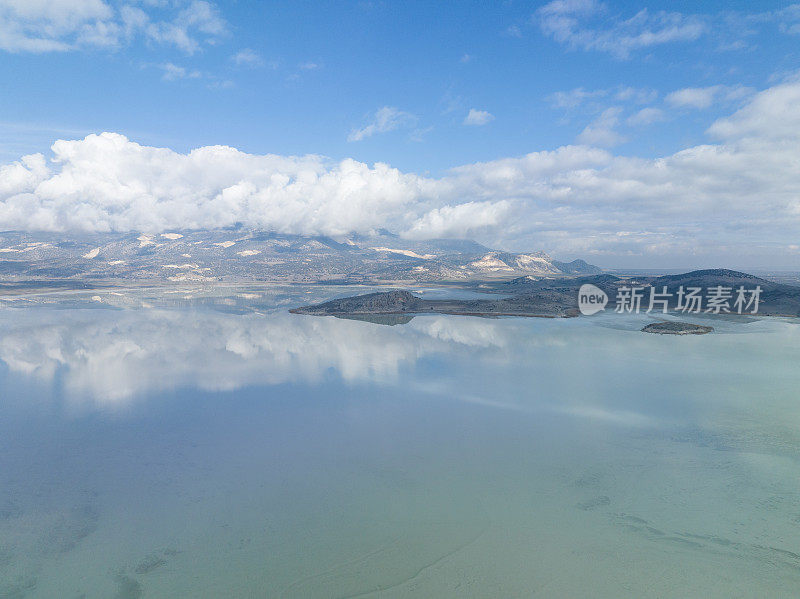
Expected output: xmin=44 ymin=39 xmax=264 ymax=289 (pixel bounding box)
xmin=0 ymin=229 xmax=600 ymax=283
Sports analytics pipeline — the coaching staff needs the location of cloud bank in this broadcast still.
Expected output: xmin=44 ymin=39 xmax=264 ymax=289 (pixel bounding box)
xmin=1 ymin=79 xmax=800 ymax=265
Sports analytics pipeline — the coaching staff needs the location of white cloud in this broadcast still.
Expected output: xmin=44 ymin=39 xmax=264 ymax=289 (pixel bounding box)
xmin=576 ymin=107 xmax=625 ymax=146
xmin=536 ymin=0 xmax=706 ymax=59
xmin=159 ymin=62 xmax=201 ymax=81
xmin=666 ymin=86 xmax=716 ymax=109
xmin=0 ymin=132 xmax=439 ymax=235
xmin=464 ymin=109 xmax=495 ymax=126
xmin=548 ymin=86 xmax=656 ymax=111
xmin=231 ymin=48 xmax=262 ymax=67
xmin=403 ymin=201 xmax=511 ymax=239
xmin=626 ymin=107 xmax=665 ymax=126
xmin=614 ymin=86 xmax=658 ymax=104
xmin=666 ymin=85 xmax=754 ymax=110
xmin=141 ymin=0 xmax=227 ymax=54
xmin=1 ymin=80 xmax=800 ymax=264
xmin=0 ymin=0 xmax=227 ymax=54
xmin=0 ymin=0 xmax=113 ymax=52
xmin=548 ymin=87 xmax=607 ymax=109
xmin=707 ymin=81 xmax=800 ymax=141
xmin=0 ymin=153 xmax=48 ymax=196
xmin=731 ymin=4 xmax=800 ymax=40
xmin=347 ymin=106 xmax=416 ymax=142
xmin=409 ymin=126 xmax=434 ymax=143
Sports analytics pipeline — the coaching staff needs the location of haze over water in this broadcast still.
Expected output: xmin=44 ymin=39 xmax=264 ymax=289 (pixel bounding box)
xmin=1 ymin=286 xmax=799 ymax=598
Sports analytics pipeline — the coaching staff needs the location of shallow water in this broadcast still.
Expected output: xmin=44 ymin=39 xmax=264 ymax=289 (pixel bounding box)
xmin=0 ymin=286 xmax=799 ymax=598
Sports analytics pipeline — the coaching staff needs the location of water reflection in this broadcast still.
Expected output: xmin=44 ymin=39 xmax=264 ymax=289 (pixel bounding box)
xmin=0 ymin=288 xmax=799 ymax=597
xmin=0 ymin=307 xmax=507 ymax=405
xmin=0 ymin=288 xmax=798 ymax=438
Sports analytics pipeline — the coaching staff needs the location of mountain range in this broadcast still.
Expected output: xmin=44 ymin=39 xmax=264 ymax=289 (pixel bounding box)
xmin=0 ymin=229 xmax=599 ymax=284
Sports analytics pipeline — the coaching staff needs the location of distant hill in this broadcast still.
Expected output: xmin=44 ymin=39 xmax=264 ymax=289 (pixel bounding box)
xmin=648 ymin=269 xmax=800 ymax=316
xmin=651 ymin=269 xmax=765 ymax=288
xmin=0 ymin=230 xmax=600 ymax=284
xmin=494 ymin=273 xmax=621 ymax=294
xmin=552 ymin=259 xmax=602 ymax=275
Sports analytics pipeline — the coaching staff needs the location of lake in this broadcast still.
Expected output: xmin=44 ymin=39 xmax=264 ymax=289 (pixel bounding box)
xmin=1 ymin=285 xmax=799 ymax=598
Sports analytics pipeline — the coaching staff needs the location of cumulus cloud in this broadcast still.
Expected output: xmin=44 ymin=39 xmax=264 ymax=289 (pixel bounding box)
xmin=536 ymin=0 xmax=706 ymax=59
xmin=463 ymin=109 xmax=495 ymax=126
xmin=0 ymin=0 xmax=227 ymax=54
xmin=0 ymin=133 xmax=435 ymax=235
xmin=2 ymin=80 xmax=800 ymax=264
xmin=403 ymin=201 xmax=511 ymax=239
xmin=347 ymin=106 xmax=416 ymax=142
xmin=707 ymin=81 xmax=800 ymax=141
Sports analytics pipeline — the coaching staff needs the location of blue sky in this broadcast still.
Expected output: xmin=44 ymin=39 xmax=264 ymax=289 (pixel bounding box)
xmin=1 ymin=0 xmax=800 ymax=268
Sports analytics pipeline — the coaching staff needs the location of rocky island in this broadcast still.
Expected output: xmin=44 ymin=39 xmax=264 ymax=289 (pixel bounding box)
xmin=642 ymin=322 xmax=714 ymax=335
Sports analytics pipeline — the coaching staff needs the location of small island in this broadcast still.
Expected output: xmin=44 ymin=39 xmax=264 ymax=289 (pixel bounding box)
xmin=642 ymin=321 xmax=714 ymax=335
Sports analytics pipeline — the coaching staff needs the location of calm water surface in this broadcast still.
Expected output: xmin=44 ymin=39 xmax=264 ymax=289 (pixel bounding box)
xmin=0 ymin=285 xmax=799 ymax=598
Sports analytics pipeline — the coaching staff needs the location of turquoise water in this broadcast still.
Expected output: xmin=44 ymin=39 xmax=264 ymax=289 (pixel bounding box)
xmin=1 ymin=286 xmax=799 ymax=597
